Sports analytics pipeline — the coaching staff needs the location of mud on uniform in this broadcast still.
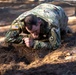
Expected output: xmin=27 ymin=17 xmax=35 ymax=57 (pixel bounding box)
xmin=5 ymin=3 xmax=68 ymax=49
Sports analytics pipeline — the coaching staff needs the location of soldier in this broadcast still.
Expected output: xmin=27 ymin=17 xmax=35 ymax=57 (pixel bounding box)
xmin=5 ymin=3 xmax=68 ymax=50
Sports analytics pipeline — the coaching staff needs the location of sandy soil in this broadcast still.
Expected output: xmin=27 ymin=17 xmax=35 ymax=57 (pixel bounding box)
xmin=0 ymin=2 xmax=76 ymax=75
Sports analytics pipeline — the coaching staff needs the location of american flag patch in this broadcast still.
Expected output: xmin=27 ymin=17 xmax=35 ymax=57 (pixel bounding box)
xmin=12 ymin=25 xmax=19 ymax=30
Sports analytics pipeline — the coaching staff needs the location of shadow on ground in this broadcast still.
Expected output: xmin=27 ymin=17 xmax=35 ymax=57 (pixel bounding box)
xmin=62 ymin=32 xmax=76 ymax=48
xmin=3 ymin=61 xmax=76 ymax=75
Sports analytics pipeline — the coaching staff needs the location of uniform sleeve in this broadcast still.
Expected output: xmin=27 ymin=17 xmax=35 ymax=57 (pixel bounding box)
xmin=33 ymin=26 xmax=61 ymax=50
xmin=5 ymin=21 xmax=24 ymax=44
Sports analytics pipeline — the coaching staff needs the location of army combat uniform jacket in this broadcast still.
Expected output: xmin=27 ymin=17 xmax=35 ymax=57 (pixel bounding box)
xmin=5 ymin=3 xmax=68 ymax=49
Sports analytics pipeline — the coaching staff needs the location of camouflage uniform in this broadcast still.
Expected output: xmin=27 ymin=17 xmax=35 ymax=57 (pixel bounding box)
xmin=5 ymin=3 xmax=68 ymax=49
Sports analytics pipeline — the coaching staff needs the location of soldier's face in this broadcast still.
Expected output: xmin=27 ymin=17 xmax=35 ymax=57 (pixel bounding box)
xmin=25 ymin=22 xmax=41 ymax=39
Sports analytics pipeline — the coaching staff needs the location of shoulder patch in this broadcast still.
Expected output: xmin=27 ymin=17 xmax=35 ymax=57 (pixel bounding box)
xmin=12 ymin=25 xmax=19 ymax=30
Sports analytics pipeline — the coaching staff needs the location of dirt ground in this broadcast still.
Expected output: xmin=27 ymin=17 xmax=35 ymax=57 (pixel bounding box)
xmin=0 ymin=2 xmax=76 ymax=75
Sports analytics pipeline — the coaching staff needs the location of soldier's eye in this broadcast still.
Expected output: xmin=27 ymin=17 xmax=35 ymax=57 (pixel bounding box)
xmin=26 ymin=24 xmax=32 ymax=30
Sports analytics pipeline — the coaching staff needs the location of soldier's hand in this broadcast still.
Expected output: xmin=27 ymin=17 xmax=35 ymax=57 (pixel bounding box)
xmin=23 ymin=37 xmax=34 ymax=48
